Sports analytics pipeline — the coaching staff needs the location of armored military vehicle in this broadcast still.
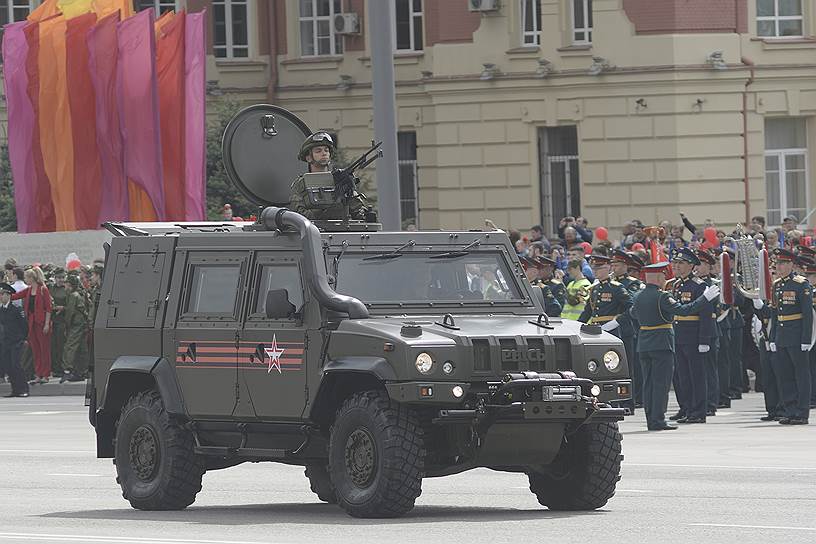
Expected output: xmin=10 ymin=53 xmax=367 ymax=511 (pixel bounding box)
xmin=88 ymin=105 xmax=630 ymax=518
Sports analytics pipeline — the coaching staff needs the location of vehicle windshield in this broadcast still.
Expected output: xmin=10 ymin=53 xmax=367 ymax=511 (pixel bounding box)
xmin=334 ymin=252 xmax=525 ymax=304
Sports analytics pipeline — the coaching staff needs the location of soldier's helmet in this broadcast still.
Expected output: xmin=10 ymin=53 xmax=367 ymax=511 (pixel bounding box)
xmin=298 ymin=131 xmax=336 ymax=162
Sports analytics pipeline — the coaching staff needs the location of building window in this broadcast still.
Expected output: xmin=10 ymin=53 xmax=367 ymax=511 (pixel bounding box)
xmin=398 ymin=132 xmax=419 ymax=229
xmin=394 ymin=0 xmax=423 ymax=51
xmin=214 ymin=0 xmax=249 ymax=59
xmin=764 ymin=118 xmax=808 ymax=226
xmin=299 ymin=0 xmax=343 ymax=57
xmin=757 ymin=0 xmax=803 ymax=38
xmin=572 ymin=0 xmax=593 ymax=44
xmin=0 ymin=0 xmax=36 ymax=26
xmin=539 ymin=126 xmax=580 ymax=235
xmin=521 ymin=0 xmax=541 ymax=46
xmin=136 ymin=0 xmax=179 ymax=16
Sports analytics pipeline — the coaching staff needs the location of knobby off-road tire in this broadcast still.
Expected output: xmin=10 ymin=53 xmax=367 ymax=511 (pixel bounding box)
xmin=528 ymin=421 xmax=623 ymax=510
xmin=328 ymin=390 xmax=424 ymax=518
xmin=305 ymin=464 xmax=337 ymax=504
xmin=114 ymin=390 xmax=205 ymax=510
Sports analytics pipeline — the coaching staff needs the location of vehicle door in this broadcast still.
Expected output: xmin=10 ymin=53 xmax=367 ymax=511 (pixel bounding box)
xmin=240 ymin=252 xmax=308 ymax=421
xmin=171 ymin=251 xmax=248 ymax=419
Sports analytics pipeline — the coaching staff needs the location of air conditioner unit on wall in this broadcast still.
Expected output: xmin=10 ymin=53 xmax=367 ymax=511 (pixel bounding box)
xmin=334 ymin=13 xmax=360 ymax=34
xmin=468 ymin=0 xmax=499 ymax=12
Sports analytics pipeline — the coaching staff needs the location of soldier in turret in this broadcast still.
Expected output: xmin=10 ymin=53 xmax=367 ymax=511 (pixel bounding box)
xmin=289 ymin=132 xmax=371 ymax=221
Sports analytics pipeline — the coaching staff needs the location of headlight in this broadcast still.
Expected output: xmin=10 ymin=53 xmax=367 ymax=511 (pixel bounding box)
xmin=587 ymin=360 xmax=598 ymax=373
xmin=590 ymin=384 xmax=601 ymax=397
xmin=603 ymin=350 xmax=621 ymax=372
xmin=415 ymin=352 xmax=434 ymax=374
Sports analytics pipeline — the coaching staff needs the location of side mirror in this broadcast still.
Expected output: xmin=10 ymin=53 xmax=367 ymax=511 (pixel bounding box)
xmin=265 ymin=289 xmax=296 ymax=320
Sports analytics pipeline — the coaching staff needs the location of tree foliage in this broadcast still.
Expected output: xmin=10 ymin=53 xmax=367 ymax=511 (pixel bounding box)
xmin=205 ymin=95 xmax=254 ymax=220
xmin=0 ymin=144 xmax=18 ymax=232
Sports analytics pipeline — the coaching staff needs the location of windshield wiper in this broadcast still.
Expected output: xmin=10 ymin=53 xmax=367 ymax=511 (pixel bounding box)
xmin=362 ymin=240 xmax=415 ymax=261
xmin=430 ymin=239 xmax=481 ymax=259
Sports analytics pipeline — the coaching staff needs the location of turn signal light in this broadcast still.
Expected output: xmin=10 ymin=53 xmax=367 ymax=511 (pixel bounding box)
xmin=419 ymin=386 xmax=434 ymax=398
xmin=617 ymin=384 xmax=630 ymax=397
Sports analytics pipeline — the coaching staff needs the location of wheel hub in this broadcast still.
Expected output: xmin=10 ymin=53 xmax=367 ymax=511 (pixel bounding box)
xmin=129 ymin=425 xmax=160 ymax=481
xmin=345 ymin=429 xmax=377 ymax=488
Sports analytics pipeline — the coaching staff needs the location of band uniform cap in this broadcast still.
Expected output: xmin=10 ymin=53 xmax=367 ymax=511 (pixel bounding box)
xmin=644 ymin=261 xmax=670 ymax=272
xmin=797 ymin=245 xmax=816 ymax=257
xmin=589 ymin=254 xmax=611 ymax=265
xmin=774 ymin=247 xmax=797 ymax=262
xmin=519 ymin=255 xmax=537 ymax=270
xmin=804 ymin=259 xmax=816 ymax=274
xmin=610 ymin=249 xmax=629 ymax=264
xmin=672 ymin=247 xmax=701 ymax=266
xmin=0 ymin=282 xmax=15 ymax=294
xmin=626 ymin=252 xmax=646 ymax=269
xmin=695 ymin=250 xmax=716 ymax=265
xmin=795 ymin=254 xmax=815 ymax=268
xmin=535 ymin=255 xmax=557 ymax=267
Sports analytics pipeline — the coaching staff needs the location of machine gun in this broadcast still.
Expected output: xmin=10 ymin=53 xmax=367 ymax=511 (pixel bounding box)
xmin=332 ymin=140 xmax=383 ymax=202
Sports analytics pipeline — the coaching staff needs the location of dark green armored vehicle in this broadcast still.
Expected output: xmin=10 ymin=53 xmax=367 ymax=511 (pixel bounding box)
xmin=88 ymin=106 xmax=630 ymax=518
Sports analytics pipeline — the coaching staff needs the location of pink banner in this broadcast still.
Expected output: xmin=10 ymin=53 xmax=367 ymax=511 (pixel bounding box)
xmin=2 ymin=22 xmax=36 ymax=233
xmin=88 ymin=12 xmax=128 ymax=223
xmin=184 ymin=10 xmax=206 ymax=221
xmin=117 ymin=8 xmax=165 ymax=220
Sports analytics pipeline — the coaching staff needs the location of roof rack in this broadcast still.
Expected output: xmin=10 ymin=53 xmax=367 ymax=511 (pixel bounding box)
xmin=102 ymin=221 xmax=248 ymax=236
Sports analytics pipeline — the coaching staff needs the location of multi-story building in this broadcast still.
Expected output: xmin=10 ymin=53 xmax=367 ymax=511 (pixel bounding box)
xmin=4 ymin=1 xmax=816 ymax=236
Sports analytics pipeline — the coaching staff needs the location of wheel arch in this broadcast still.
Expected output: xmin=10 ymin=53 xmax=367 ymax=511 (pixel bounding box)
xmin=309 ymin=357 xmax=396 ymax=427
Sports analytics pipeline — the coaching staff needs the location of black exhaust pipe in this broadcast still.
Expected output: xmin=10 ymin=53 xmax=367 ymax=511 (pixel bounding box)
xmin=260 ymin=207 xmax=369 ymax=319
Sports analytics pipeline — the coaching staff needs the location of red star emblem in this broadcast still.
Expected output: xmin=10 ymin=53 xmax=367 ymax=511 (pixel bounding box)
xmin=264 ymin=335 xmax=285 ymax=374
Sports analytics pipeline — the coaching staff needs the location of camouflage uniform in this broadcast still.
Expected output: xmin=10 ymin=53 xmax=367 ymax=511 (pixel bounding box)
xmin=289 ymin=173 xmax=368 ymax=221
xmin=62 ymin=278 xmax=89 ymax=378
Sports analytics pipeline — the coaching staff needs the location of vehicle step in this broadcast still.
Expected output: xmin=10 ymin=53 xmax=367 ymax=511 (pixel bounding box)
xmin=194 ymin=446 xmax=233 ymax=456
xmin=235 ymin=447 xmax=287 ymax=458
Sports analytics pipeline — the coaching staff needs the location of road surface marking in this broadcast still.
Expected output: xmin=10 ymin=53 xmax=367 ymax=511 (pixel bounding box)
xmin=689 ymin=523 xmax=816 ymax=532
xmin=0 ymin=450 xmax=93 ymax=454
xmin=625 ymin=463 xmax=816 ymax=471
xmin=0 ymin=533 xmax=289 ymax=544
xmin=47 ymin=473 xmax=105 ymax=477
xmin=23 ymin=411 xmax=78 ymax=415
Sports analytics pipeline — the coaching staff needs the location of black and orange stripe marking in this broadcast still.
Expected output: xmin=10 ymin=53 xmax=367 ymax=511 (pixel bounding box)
xmin=175 ymin=340 xmax=305 ymax=372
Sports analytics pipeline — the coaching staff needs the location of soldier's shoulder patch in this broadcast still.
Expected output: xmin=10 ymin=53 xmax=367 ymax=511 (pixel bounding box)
xmin=773 ymin=277 xmax=783 ymax=285
xmin=793 ymin=275 xmax=806 ymax=283
xmin=692 ymin=277 xmax=704 ymax=284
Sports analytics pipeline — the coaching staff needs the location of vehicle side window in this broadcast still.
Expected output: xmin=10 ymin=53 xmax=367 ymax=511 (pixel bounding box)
xmin=253 ymin=264 xmax=304 ymax=318
xmin=184 ymin=264 xmax=241 ymax=317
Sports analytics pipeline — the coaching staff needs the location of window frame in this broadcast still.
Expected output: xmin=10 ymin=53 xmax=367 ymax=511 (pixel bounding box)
xmin=246 ymin=254 xmax=306 ymax=324
xmin=756 ymin=0 xmax=804 ymax=39
xmin=392 ymin=0 xmax=423 ymax=52
xmin=521 ymin=0 xmax=541 ymax=46
xmin=135 ymin=0 xmax=182 ymax=17
xmin=0 ymin=0 xmax=38 ymax=26
xmin=398 ymin=131 xmax=419 ymax=229
xmin=764 ymin=148 xmax=809 ymax=227
xmin=213 ymin=0 xmax=251 ymax=60
xmin=571 ymin=0 xmax=593 ymax=45
xmin=298 ymin=0 xmax=344 ymax=57
xmin=179 ymin=253 xmax=247 ymax=322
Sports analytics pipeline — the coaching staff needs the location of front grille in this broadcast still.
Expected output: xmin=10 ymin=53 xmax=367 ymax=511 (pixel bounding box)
xmin=473 ymin=339 xmax=491 ymax=371
xmin=499 ymin=338 xmax=517 ymax=371
xmin=554 ymin=338 xmax=572 ymax=371
xmin=527 ymin=338 xmax=546 ymax=372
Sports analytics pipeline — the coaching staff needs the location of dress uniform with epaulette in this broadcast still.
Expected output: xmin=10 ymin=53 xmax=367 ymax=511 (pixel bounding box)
xmin=803 ymin=258 xmax=816 ymax=409
xmin=630 ymin=262 xmax=720 ymax=430
xmin=767 ymin=248 xmax=813 ymax=424
xmin=520 ymin=256 xmax=562 ymax=317
xmin=611 ymin=249 xmax=643 ymax=407
xmin=535 ymin=256 xmax=566 ymax=314
xmin=578 ymin=255 xmax=633 ymax=338
xmin=670 ymin=248 xmax=716 ymax=423
xmin=695 ymin=250 xmax=722 ymax=416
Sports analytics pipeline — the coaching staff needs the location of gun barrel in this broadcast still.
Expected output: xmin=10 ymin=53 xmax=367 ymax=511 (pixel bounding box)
xmin=344 ymin=141 xmax=383 ymax=174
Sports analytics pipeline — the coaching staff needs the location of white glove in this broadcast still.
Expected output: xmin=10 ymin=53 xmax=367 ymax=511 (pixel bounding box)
xmin=753 ymin=299 xmax=764 ymax=310
xmin=698 ymin=344 xmax=710 ymax=353
xmin=703 ymin=284 xmax=720 ymax=301
xmin=752 ymin=316 xmax=762 ymax=334
xmin=769 ymin=342 xmax=777 ymax=352
xmin=601 ymin=319 xmax=619 ymax=332
xmin=801 ymin=344 xmax=811 ymax=352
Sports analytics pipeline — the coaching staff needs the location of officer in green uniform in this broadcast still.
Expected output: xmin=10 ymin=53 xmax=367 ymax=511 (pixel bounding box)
xmin=289 ymin=132 xmax=370 ymax=221
xmin=536 ymin=256 xmax=566 ymax=312
xmin=59 ymin=274 xmax=89 ymax=382
xmin=695 ymin=249 xmax=722 ymax=416
xmin=630 ymin=262 xmax=721 ymax=431
xmin=762 ymin=248 xmax=813 ymax=424
xmin=521 ymin=256 xmax=562 ymax=317
xmin=802 ymin=257 xmax=816 ymax=408
xmin=612 ymin=249 xmax=643 ymax=407
xmin=579 ymin=254 xmax=633 ymax=336
xmin=49 ymin=267 xmax=68 ymax=378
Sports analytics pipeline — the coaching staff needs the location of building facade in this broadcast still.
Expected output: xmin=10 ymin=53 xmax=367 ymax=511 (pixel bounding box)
xmin=3 ymin=0 xmax=816 ymax=236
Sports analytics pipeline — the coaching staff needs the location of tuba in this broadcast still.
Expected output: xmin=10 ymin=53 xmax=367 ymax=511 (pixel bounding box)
xmin=720 ymin=224 xmax=771 ymax=304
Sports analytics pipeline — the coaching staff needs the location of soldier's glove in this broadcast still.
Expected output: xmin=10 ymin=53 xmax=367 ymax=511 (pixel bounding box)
xmin=801 ymin=344 xmax=811 ymax=352
xmin=698 ymin=344 xmax=710 ymax=353
xmin=703 ymin=284 xmax=720 ymax=301
xmin=600 ymin=319 xmax=619 ymax=332
xmin=753 ymin=299 xmax=765 ymax=310
xmin=769 ymin=342 xmax=777 ymax=352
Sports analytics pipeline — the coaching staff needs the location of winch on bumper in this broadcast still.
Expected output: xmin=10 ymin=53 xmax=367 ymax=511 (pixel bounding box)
xmin=385 ymin=370 xmax=627 ymax=425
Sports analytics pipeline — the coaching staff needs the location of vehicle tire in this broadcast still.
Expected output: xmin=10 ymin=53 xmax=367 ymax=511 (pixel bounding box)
xmin=527 ymin=421 xmax=622 ymax=510
xmin=305 ymin=463 xmax=337 ymax=504
xmin=328 ymin=390 xmax=424 ymax=518
xmin=114 ymin=390 xmax=205 ymax=510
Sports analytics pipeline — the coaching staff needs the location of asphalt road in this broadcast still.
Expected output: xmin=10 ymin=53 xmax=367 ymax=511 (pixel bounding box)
xmin=0 ymin=394 xmax=814 ymax=544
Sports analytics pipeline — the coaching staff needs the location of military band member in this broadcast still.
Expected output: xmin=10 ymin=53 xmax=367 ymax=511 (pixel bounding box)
xmin=521 ymin=256 xmax=562 ymax=317
xmin=763 ymin=248 xmax=813 ymax=424
xmin=670 ymin=248 xmax=716 ymax=424
xmin=289 ymin=132 xmax=370 ymax=221
xmin=578 ymin=255 xmax=633 ymax=336
xmin=630 ymin=262 xmax=720 ymax=430
xmin=536 ymin=256 xmax=566 ymax=312
xmin=612 ymin=249 xmax=643 ymax=407
xmin=695 ymin=249 xmax=722 ymax=416
xmin=801 ymin=258 xmax=816 ymax=409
